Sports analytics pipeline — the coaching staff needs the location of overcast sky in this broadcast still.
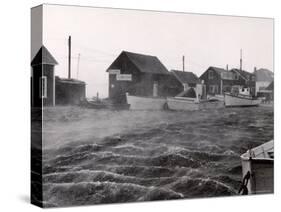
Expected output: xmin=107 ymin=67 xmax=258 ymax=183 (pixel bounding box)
xmin=37 ymin=4 xmax=273 ymax=98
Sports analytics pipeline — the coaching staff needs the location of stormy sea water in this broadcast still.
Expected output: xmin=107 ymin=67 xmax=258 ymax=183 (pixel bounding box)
xmin=38 ymin=106 xmax=273 ymax=207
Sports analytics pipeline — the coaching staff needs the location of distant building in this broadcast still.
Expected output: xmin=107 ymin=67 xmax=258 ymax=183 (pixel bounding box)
xmin=171 ymin=70 xmax=200 ymax=90
xmin=254 ymin=68 xmax=274 ymax=96
xmin=169 ymin=70 xmax=202 ymax=98
xmin=257 ymin=81 xmax=274 ymax=102
xmin=231 ymin=68 xmax=256 ymax=95
xmin=199 ymin=66 xmax=256 ymax=96
xmin=55 ymin=77 xmax=86 ymax=105
xmin=31 ymin=46 xmax=86 ymax=107
xmin=106 ymin=51 xmax=180 ymax=103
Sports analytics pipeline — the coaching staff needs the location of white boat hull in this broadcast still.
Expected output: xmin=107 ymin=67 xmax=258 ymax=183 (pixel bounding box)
xmin=225 ymin=93 xmax=261 ymax=107
xmin=126 ymin=94 xmax=166 ymax=110
xmin=167 ymin=97 xmax=224 ymax=111
xmin=240 ymin=140 xmax=274 ymax=194
xmin=167 ymin=97 xmax=199 ymax=111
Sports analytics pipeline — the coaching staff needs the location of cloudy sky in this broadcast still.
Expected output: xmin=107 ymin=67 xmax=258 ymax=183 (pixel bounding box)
xmin=35 ymin=4 xmax=273 ymax=98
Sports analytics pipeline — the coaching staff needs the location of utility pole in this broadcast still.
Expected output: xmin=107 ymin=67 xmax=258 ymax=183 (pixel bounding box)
xmin=240 ymin=49 xmax=243 ymax=71
xmin=68 ymin=36 xmax=71 ymax=79
xmin=76 ymin=53 xmax=80 ymax=79
xmin=182 ymin=55 xmax=185 ymax=72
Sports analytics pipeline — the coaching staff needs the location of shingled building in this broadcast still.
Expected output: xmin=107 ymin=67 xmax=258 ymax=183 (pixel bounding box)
xmin=106 ymin=51 xmax=181 ymax=103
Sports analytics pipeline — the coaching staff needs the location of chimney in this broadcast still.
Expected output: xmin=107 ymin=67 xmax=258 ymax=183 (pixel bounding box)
xmin=68 ymin=36 xmax=71 ymax=79
xmin=254 ymin=66 xmax=257 ymax=72
xmin=226 ymin=64 xmax=229 ymax=71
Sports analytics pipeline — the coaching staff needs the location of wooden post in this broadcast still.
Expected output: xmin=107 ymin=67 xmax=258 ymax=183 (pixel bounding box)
xmin=68 ymin=36 xmax=71 ymax=79
xmin=240 ymin=49 xmax=243 ymax=71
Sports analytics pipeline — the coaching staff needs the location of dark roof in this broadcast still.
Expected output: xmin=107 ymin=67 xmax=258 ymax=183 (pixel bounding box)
xmin=231 ymin=68 xmax=254 ymax=80
xmin=107 ymin=51 xmax=169 ymax=75
xmin=199 ymin=66 xmax=228 ymax=79
xmin=171 ymin=70 xmax=200 ymax=84
xmin=56 ymin=76 xmax=85 ymax=85
xmin=209 ymin=66 xmax=228 ymax=75
xmin=255 ymin=68 xmax=274 ymax=81
xmin=266 ymin=81 xmax=274 ymax=90
xmin=31 ymin=45 xmax=58 ymax=66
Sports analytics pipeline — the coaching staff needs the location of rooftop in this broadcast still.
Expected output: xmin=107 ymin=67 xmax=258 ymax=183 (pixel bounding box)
xmin=107 ymin=51 xmax=169 ymax=75
xmin=31 ymin=45 xmax=58 ymax=66
xmin=255 ymin=68 xmax=274 ymax=82
xmin=171 ymin=70 xmax=200 ymax=84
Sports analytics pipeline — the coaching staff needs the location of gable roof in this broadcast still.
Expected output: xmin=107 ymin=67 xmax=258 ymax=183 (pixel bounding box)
xmin=107 ymin=51 xmax=169 ymax=75
xmin=209 ymin=66 xmax=228 ymax=75
xmin=199 ymin=66 xmax=228 ymax=79
xmin=255 ymin=68 xmax=274 ymax=82
xmin=171 ymin=70 xmax=200 ymax=84
xmin=31 ymin=45 xmax=58 ymax=66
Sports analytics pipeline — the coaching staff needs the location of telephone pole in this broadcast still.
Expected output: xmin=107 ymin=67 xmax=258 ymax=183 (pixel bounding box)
xmin=68 ymin=36 xmax=71 ymax=79
xmin=240 ymin=49 xmax=243 ymax=70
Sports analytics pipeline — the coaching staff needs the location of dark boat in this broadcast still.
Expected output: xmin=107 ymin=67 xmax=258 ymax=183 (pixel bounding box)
xmin=80 ymin=99 xmax=130 ymax=110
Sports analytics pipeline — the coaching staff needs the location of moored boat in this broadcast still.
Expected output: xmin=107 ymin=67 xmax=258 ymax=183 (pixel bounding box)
xmin=166 ymin=97 xmax=224 ymax=111
xmin=225 ymin=87 xmax=261 ymax=107
xmin=126 ymin=93 xmax=166 ymax=110
xmin=166 ymin=85 xmax=224 ymax=111
xmin=239 ymin=140 xmax=274 ymax=195
xmin=166 ymin=96 xmax=200 ymax=111
xmin=80 ymin=99 xmax=130 ymax=110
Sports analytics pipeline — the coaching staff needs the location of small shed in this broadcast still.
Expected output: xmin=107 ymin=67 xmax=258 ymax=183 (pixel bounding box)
xmin=31 ymin=45 xmax=86 ymax=107
xmin=55 ymin=77 xmax=86 ymax=105
xmin=171 ymin=70 xmax=200 ymax=91
xmin=31 ymin=45 xmax=58 ymax=107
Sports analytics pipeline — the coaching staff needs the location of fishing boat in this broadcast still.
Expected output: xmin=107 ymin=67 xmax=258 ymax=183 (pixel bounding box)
xmin=239 ymin=140 xmax=274 ymax=195
xmin=166 ymin=96 xmax=223 ymax=111
xmin=166 ymin=86 xmax=224 ymax=111
xmin=225 ymin=87 xmax=261 ymax=107
xmin=126 ymin=93 xmax=166 ymax=110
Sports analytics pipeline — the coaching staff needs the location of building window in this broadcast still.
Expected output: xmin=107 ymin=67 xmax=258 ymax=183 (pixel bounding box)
xmin=251 ymin=76 xmax=255 ymax=81
xmin=221 ymin=72 xmax=234 ymax=80
xmin=208 ymin=70 xmax=214 ymax=79
xmin=40 ymin=76 xmax=47 ymax=98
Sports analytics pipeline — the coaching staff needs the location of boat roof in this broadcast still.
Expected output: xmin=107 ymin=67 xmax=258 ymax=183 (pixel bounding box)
xmin=241 ymin=140 xmax=274 ymax=161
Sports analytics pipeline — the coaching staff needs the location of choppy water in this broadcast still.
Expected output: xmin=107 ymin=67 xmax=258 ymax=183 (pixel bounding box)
xmin=40 ymin=106 xmax=273 ymax=207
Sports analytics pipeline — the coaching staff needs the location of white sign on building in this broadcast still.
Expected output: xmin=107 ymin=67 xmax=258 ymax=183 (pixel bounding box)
xmin=116 ymin=74 xmax=132 ymax=81
xmin=108 ymin=69 xmax=120 ymax=75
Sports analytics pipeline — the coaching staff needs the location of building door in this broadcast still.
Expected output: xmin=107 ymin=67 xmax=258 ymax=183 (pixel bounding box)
xmin=153 ymin=81 xmax=158 ymax=97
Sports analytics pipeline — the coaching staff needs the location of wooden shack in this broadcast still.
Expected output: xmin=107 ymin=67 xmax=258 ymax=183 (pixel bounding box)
xmin=31 ymin=45 xmax=86 ymax=107
xmin=106 ymin=51 xmax=180 ymax=103
xmin=55 ymin=77 xmax=86 ymax=105
xmin=199 ymin=66 xmax=256 ymax=96
xmin=31 ymin=45 xmax=58 ymax=107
